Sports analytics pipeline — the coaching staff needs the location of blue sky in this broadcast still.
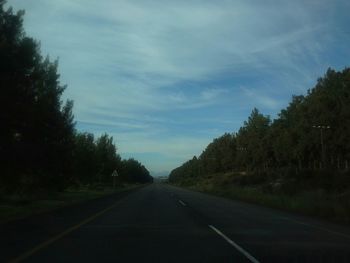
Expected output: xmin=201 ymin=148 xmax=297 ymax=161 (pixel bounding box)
xmin=10 ymin=0 xmax=350 ymax=176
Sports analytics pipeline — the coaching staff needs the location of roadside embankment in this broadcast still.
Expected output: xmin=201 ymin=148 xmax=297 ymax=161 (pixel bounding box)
xmin=171 ymin=172 xmax=350 ymax=224
xmin=0 ymin=184 xmax=141 ymax=223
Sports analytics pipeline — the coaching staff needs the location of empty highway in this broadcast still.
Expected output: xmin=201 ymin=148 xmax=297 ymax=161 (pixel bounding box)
xmin=2 ymin=184 xmax=350 ymax=262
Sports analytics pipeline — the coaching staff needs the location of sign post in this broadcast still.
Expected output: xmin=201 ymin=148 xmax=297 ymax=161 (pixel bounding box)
xmin=111 ymin=169 xmax=119 ymax=189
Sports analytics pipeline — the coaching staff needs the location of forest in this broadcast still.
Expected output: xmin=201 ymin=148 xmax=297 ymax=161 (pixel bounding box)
xmin=169 ymin=67 xmax=350 ymax=200
xmin=0 ymin=2 xmax=153 ymax=196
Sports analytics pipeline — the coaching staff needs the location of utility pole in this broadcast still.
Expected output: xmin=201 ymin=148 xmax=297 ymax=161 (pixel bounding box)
xmin=312 ymin=125 xmax=330 ymax=168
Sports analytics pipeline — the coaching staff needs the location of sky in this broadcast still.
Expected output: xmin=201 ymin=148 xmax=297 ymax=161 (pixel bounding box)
xmin=9 ymin=0 xmax=350 ymax=176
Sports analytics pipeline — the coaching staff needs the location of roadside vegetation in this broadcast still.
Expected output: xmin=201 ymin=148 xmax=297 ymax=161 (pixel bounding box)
xmin=0 ymin=1 xmax=153 ymax=215
xmin=0 ymin=184 xmax=140 ymax=223
xmin=169 ymin=67 xmax=350 ymax=223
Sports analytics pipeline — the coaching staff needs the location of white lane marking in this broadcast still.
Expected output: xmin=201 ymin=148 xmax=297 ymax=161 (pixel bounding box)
xmin=280 ymin=217 xmax=350 ymax=239
xmin=208 ymin=225 xmax=260 ymax=263
xmin=178 ymin=200 xmax=186 ymax=206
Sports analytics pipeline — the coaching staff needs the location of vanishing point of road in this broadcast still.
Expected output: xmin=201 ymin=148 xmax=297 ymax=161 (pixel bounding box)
xmin=1 ymin=184 xmax=350 ymax=262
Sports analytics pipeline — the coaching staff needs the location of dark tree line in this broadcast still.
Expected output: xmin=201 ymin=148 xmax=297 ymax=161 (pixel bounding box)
xmin=0 ymin=2 xmax=152 ymax=194
xmin=169 ymin=68 xmax=350 ymax=188
xmin=72 ymin=133 xmax=152 ymax=186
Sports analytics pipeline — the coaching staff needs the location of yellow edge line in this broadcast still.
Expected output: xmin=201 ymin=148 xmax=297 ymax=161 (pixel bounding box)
xmin=8 ymin=201 xmax=120 ymax=263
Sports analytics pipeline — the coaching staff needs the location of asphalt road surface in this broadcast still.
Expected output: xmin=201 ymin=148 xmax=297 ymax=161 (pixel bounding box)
xmin=2 ymin=184 xmax=350 ymax=262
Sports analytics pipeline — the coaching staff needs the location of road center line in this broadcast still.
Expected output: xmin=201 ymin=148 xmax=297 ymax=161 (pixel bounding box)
xmin=178 ymin=200 xmax=186 ymax=206
xmin=8 ymin=201 xmax=121 ymax=263
xmin=208 ymin=225 xmax=260 ymax=263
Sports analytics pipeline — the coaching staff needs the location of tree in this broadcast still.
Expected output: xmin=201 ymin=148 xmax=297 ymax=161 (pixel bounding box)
xmin=236 ymin=108 xmax=271 ymax=172
xmin=169 ymin=68 xmax=350 ymax=188
xmin=72 ymin=132 xmax=98 ymax=184
xmin=0 ymin=2 xmax=75 ymax=193
xmin=95 ymin=134 xmax=121 ymax=183
xmin=200 ymin=133 xmax=236 ymax=175
xmin=120 ymin=158 xmax=153 ymax=184
xmin=0 ymin=1 xmax=152 ymax=193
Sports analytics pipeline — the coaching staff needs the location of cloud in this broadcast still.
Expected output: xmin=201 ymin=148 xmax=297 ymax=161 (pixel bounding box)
xmin=241 ymin=87 xmax=280 ymax=110
xmin=200 ymin=88 xmax=228 ymax=101
xmin=9 ymin=0 xmax=350 ymax=173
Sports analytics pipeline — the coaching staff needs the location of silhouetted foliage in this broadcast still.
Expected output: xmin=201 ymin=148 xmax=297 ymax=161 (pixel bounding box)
xmin=72 ymin=133 xmax=152 ymax=185
xmin=0 ymin=3 xmax=75 ymax=193
xmin=120 ymin=158 xmax=153 ymax=184
xmin=169 ymin=68 xmax=350 ymax=193
xmin=0 ymin=2 xmax=152 ymax=194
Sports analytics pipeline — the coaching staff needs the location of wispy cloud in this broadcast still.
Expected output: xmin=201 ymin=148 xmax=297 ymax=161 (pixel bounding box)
xmin=10 ymin=0 xmax=350 ymax=174
xmin=241 ymin=87 xmax=280 ymax=110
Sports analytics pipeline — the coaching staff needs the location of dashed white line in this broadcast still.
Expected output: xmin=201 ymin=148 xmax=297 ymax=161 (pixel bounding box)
xmin=178 ymin=200 xmax=186 ymax=206
xmin=208 ymin=225 xmax=260 ymax=263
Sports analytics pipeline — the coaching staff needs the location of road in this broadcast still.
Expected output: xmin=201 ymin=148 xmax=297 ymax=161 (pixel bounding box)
xmin=2 ymin=184 xmax=350 ymax=262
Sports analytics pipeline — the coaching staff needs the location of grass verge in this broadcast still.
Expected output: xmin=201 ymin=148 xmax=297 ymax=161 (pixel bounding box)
xmin=172 ymin=173 xmax=350 ymax=224
xmin=0 ymin=184 xmax=140 ymax=224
